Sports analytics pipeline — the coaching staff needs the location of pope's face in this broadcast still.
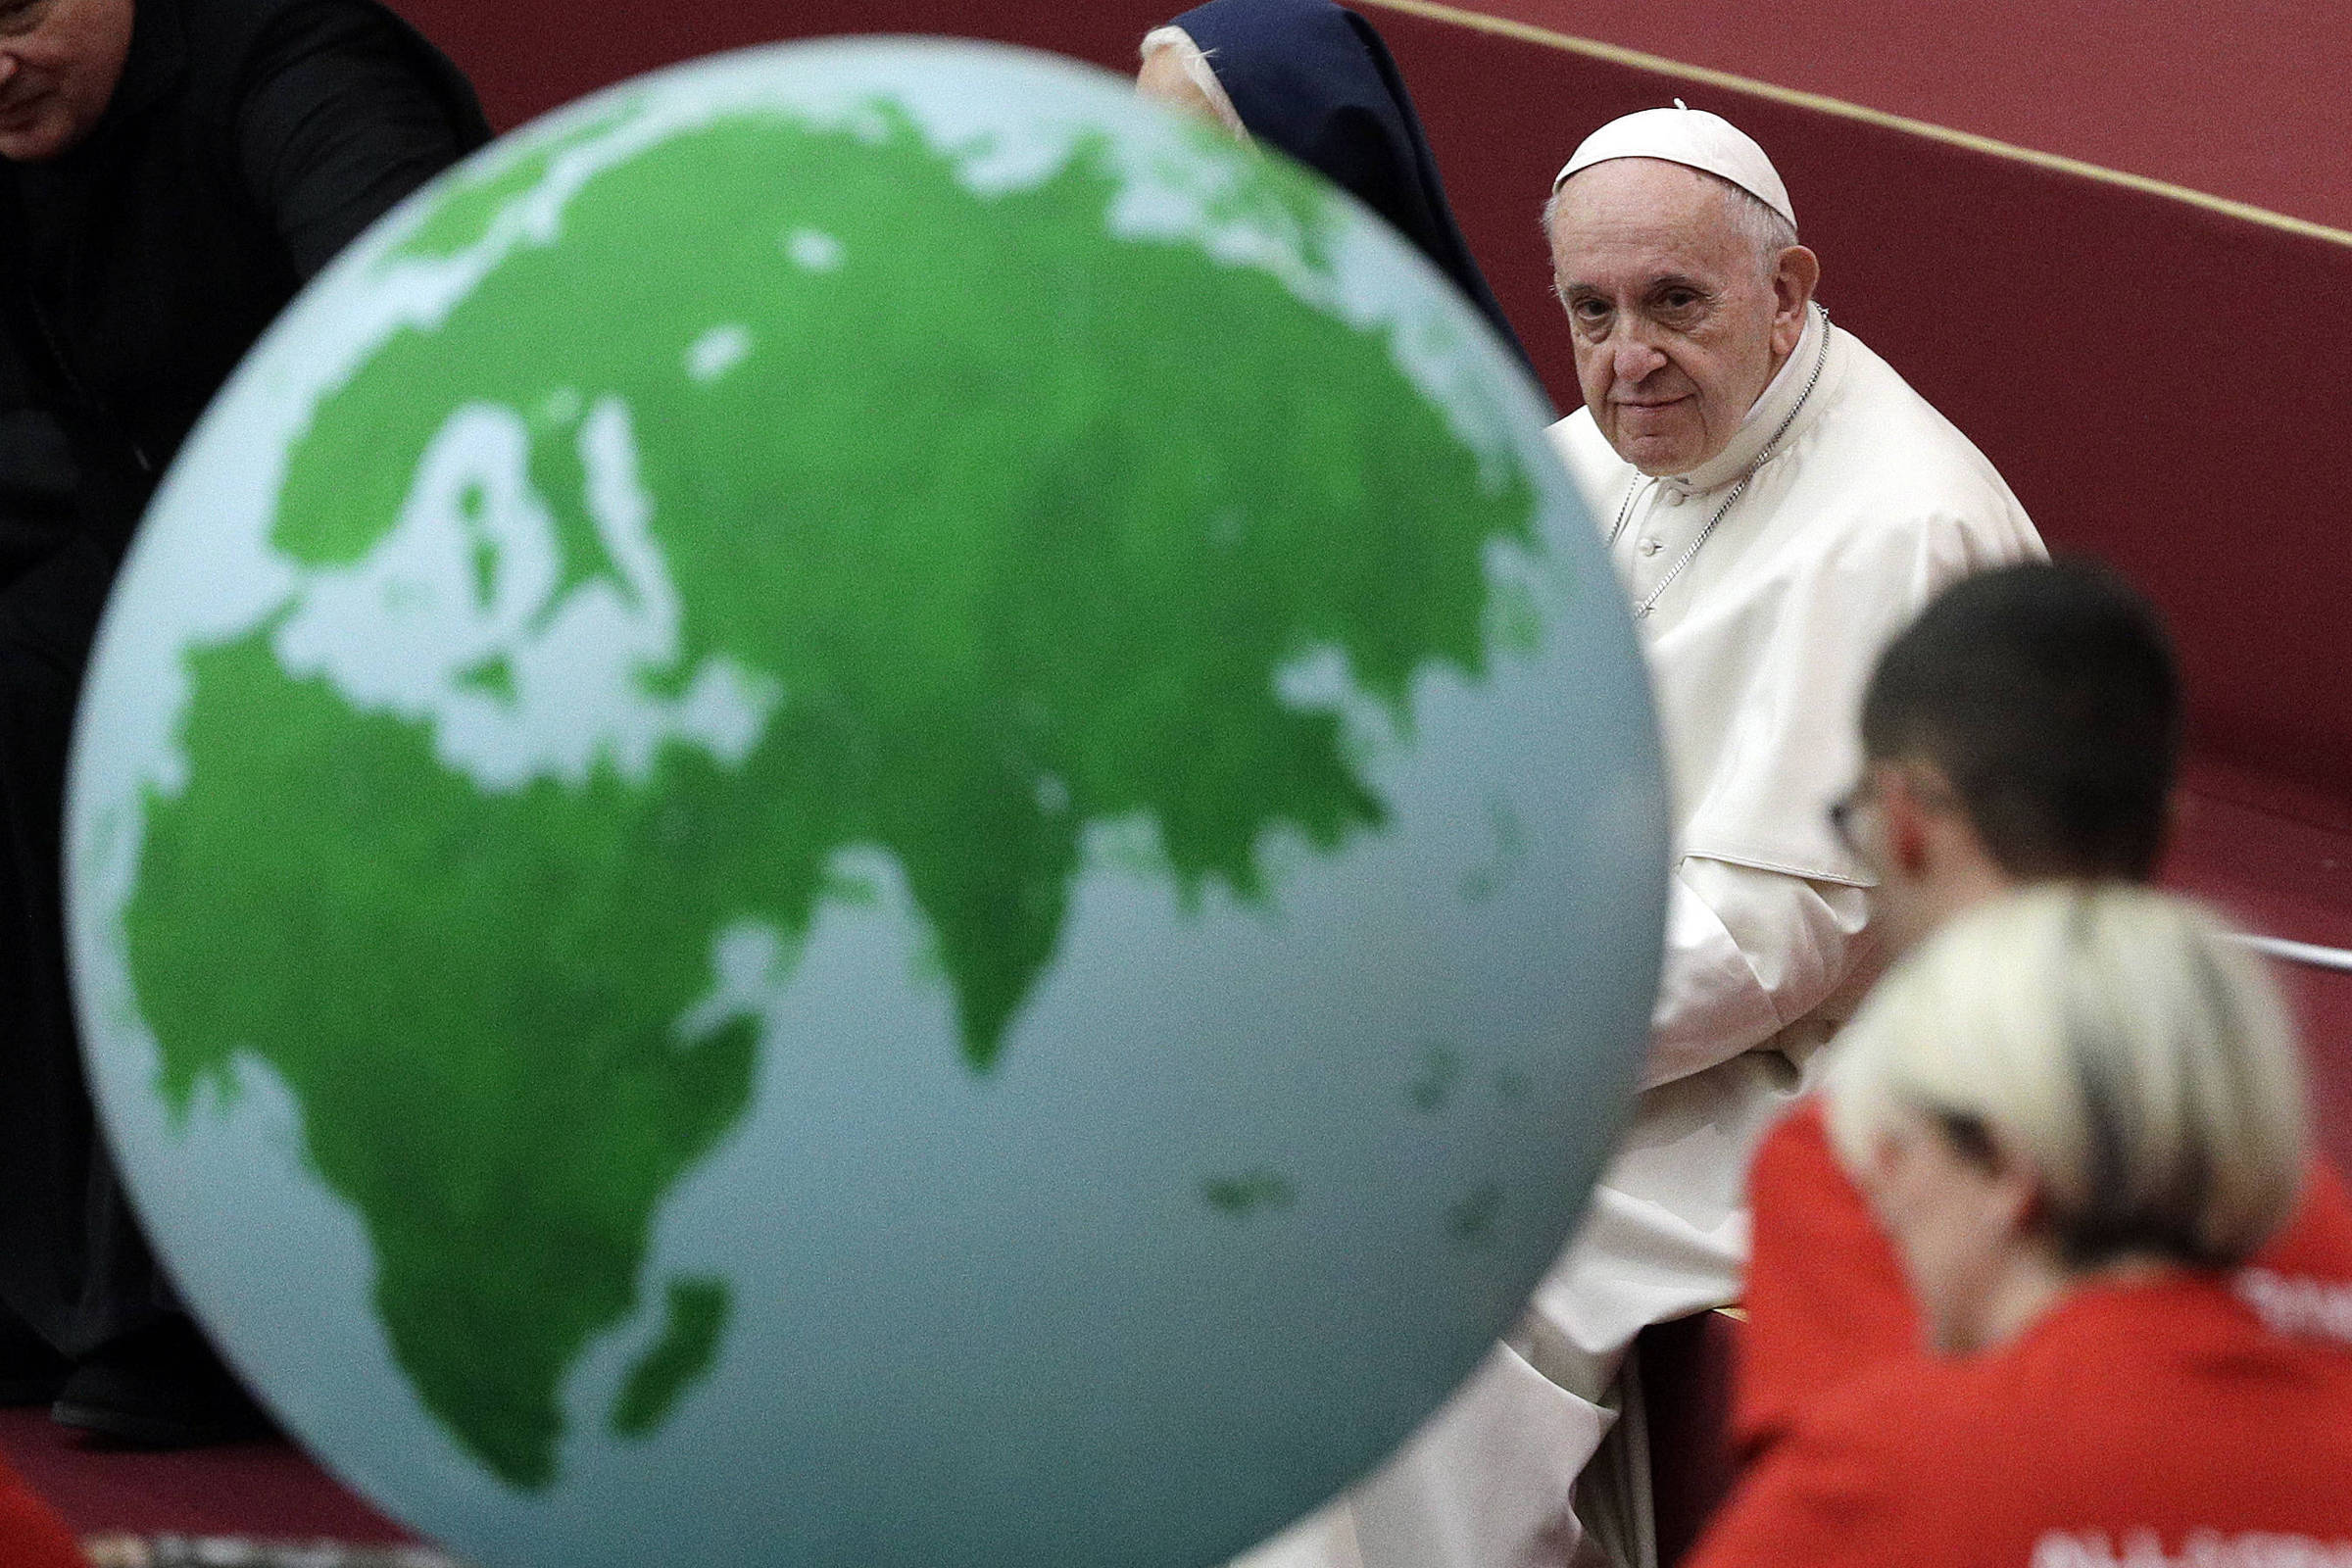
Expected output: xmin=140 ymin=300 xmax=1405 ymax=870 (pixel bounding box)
xmin=1548 ymin=158 xmax=1805 ymax=476
xmin=0 ymin=0 xmax=133 ymax=164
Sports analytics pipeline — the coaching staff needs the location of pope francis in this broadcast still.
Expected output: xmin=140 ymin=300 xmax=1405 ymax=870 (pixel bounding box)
xmin=1241 ymin=105 xmax=2046 ymax=1568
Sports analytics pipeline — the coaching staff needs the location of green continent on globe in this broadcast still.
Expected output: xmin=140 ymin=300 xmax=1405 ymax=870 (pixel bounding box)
xmin=611 ymin=1276 xmax=731 ymax=1439
xmin=122 ymin=102 xmax=1539 ymax=1489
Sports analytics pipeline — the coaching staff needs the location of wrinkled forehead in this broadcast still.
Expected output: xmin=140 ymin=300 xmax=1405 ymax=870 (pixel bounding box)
xmin=1547 ymin=160 xmax=1750 ymax=283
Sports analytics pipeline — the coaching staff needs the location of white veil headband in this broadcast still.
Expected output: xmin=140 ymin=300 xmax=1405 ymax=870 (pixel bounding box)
xmin=1138 ymin=25 xmax=1252 ymax=142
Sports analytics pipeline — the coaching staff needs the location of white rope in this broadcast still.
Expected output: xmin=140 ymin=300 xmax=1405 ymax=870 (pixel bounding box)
xmin=2228 ymin=931 xmax=2352 ymax=975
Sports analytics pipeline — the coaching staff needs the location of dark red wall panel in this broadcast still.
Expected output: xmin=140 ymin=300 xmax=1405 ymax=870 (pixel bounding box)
xmin=383 ymin=1 xmax=1164 ymax=132
xmin=383 ymin=1 xmax=2352 ymax=815
xmin=1449 ymin=0 xmax=2352 ymax=234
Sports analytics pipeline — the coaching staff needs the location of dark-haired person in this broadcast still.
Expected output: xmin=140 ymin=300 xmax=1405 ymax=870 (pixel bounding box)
xmin=0 ymin=0 xmax=488 ymax=1444
xmin=1136 ymin=0 xmax=1538 ymax=377
xmin=1691 ymin=887 xmax=2352 ymax=1568
xmin=1734 ymin=559 xmax=2352 ymax=1463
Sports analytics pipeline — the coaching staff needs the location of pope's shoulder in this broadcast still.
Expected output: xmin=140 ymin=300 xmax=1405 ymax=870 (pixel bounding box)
xmin=1813 ymin=327 xmax=2024 ymax=516
xmin=1777 ymin=328 xmax=2043 ymax=579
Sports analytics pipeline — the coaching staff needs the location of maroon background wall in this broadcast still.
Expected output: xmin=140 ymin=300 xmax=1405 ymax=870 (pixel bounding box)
xmin=381 ymin=3 xmax=1156 ymax=132
xmin=384 ymin=0 xmax=2352 ymax=828
xmin=1447 ymin=0 xmax=2352 ymax=233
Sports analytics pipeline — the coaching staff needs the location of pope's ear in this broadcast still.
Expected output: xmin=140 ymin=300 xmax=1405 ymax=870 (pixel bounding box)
xmin=1772 ymin=246 xmax=1821 ymax=339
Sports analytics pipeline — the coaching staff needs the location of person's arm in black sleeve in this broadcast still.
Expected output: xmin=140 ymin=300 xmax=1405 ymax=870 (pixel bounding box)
xmin=234 ymin=6 xmax=477 ymax=282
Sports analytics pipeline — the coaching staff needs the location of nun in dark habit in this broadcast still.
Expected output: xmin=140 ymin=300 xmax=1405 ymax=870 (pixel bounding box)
xmin=1137 ymin=0 xmax=1538 ymax=380
xmin=1138 ymin=8 xmax=1581 ymax=1568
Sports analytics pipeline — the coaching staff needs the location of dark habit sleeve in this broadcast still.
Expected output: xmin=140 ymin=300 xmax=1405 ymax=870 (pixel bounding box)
xmin=233 ymin=4 xmax=475 ymax=282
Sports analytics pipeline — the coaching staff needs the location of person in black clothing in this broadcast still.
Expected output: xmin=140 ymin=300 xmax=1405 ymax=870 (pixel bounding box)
xmin=1136 ymin=0 xmax=1541 ymax=383
xmin=0 ymin=0 xmax=487 ymax=1446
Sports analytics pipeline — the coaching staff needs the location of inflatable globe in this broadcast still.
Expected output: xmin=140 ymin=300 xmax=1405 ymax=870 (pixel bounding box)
xmin=66 ymin=37 xmax=1665 ymax=1568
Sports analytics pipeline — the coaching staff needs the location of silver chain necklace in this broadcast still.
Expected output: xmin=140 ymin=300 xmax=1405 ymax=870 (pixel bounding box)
xmin=1607 ymin=308 xmax=1834 ymax=620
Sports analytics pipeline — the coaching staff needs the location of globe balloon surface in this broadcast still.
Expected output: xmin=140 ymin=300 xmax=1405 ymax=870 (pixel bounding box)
xmin=67 ymin=37 xmax=1665 ymax=1568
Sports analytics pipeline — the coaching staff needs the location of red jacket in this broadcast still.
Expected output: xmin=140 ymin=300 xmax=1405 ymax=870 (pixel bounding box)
xmin=1691 ymin=1273 xmax=2352 ymax=1568
xmin=0 ymin=1459 xmax=81 ymax=1568
xmin=1735 ymin=1098 xmax=2352 ymax=1459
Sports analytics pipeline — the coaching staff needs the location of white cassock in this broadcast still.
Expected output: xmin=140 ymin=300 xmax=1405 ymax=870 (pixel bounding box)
xmin=1237 ymin=301 xmax=2044 ymax=1568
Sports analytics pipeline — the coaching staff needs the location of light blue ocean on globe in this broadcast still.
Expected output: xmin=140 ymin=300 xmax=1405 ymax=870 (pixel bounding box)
xmin=65 ymin=36 xmax=1666 ymax=1568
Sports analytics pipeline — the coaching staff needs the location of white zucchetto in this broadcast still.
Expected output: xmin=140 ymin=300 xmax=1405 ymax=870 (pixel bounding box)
xmin=1552 ymin=101 xmax=1795 ymax=231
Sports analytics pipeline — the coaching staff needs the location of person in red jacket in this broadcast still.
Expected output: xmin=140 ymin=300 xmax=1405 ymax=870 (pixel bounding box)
xmin=1735 ymin=560 xmax=2352 ymax=1462
xmin=0 ymin=1456 xmax=83 ymax=1568
xmin=1690 ymin=887 xmax=2352 ymax=1567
